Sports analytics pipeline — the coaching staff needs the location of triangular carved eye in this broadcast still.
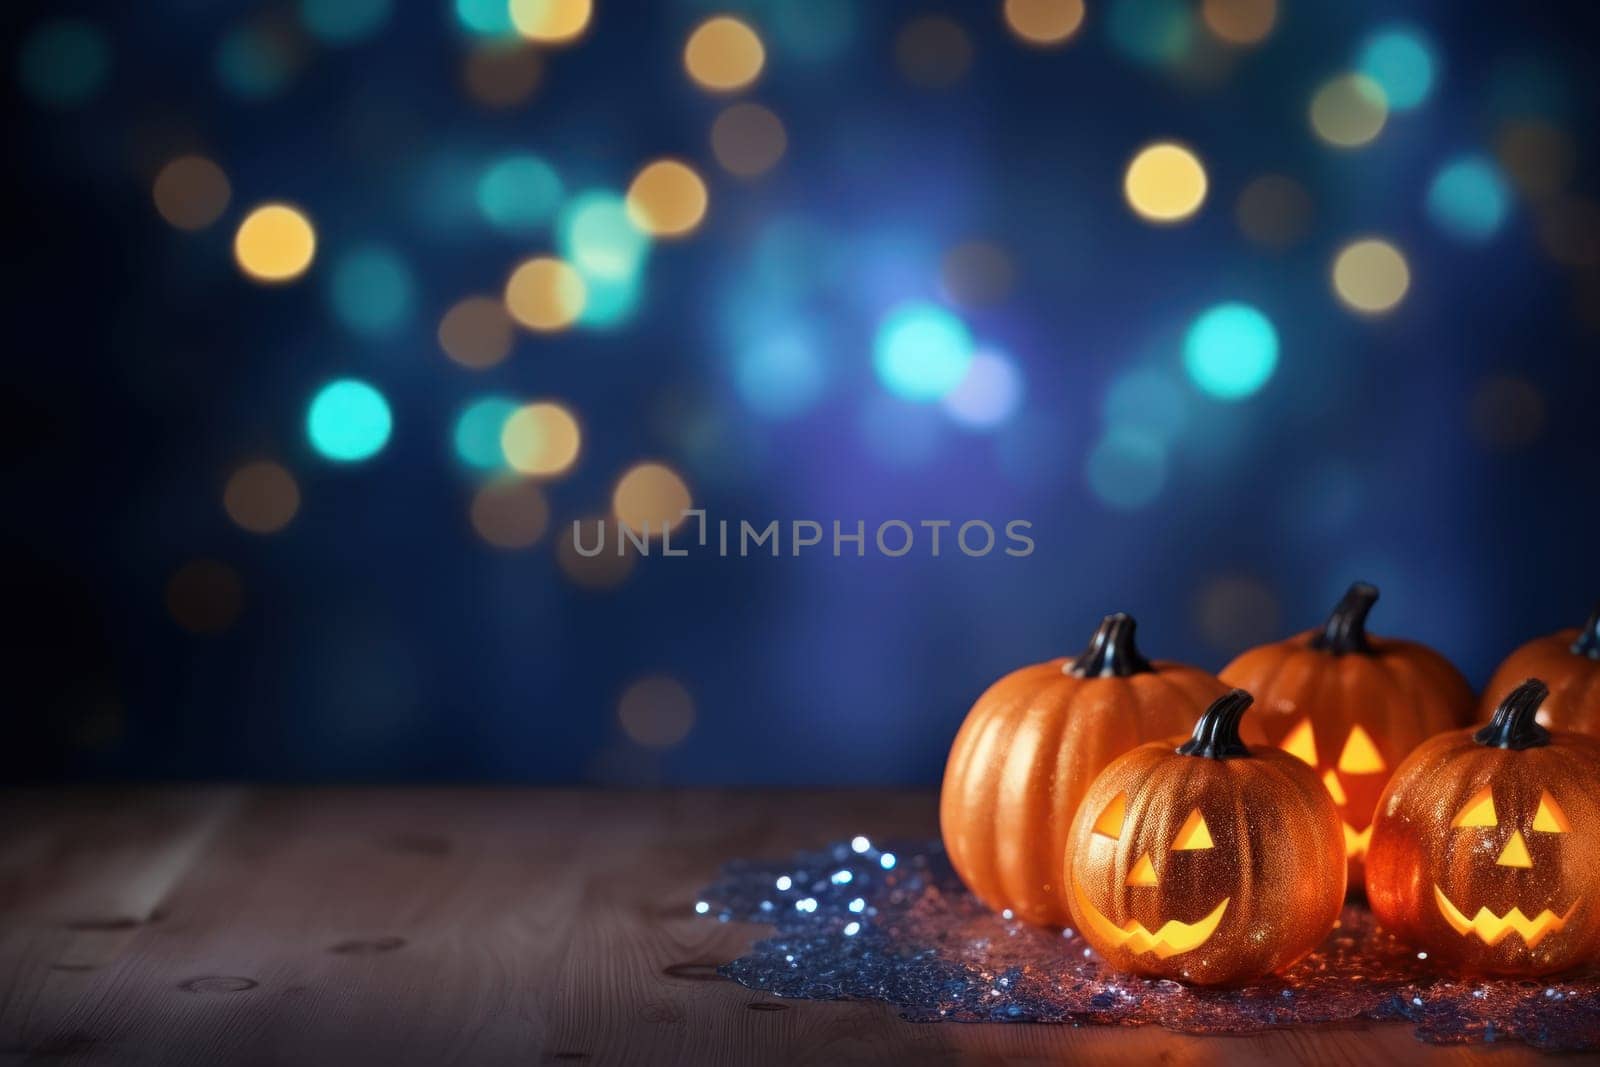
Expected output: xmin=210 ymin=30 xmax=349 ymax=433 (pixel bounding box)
xmin=1534 ymin=791 xmax=1571 ymax=833
xmin=1092 ymin=792 xmax=1127 ymax=840
xmin=1280 ymin=718 xmax=1317 ymax=766
xmin=1170 ymin=808 xmax=1214 ymax=851
xmin=1452 ymin=786 xmax=1497 ymax=828
xmin=1337 ymin=725 xmax=1386 ymax=774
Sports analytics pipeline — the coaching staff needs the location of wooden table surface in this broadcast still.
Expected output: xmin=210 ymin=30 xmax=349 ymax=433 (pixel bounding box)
xmin=0 ymin=787 xmax=1570 ymax=1066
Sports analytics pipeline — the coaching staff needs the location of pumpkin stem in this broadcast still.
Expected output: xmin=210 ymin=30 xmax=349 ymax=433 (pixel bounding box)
xmin=1308 ymin=582 xmax=1379 ymax=655
xmin=1067 ymin=613 xmax=1154 ymax=678
xmin=1177 ymin=689 xmax=1254 ymax=760
xmin=1572 ymin=602 xmax=1600 ymax=660
xmin=1475 ymin=678 xmax=1552 ymax=750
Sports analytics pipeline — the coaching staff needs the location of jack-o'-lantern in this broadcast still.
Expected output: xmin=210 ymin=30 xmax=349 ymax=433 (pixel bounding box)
xmin=1219 ymin=582 xmax=1474 ymax=887
xmin=1065 ymin=689 xmax=1346 ymax=985
xmin=1480 ymin=604 xmax=1600 ymax=735
xmin=941 ymin=613 xmax=1234 ymax=926
xmin=1367 ymin=679 xmax=1600 ymax=977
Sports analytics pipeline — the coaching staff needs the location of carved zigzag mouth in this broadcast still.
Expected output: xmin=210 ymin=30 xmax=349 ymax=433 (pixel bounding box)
xmin=1072 ymin=877 xmax=1229 ymax=958
xmin=1433 ymin=886 xmax=1579 ymax=948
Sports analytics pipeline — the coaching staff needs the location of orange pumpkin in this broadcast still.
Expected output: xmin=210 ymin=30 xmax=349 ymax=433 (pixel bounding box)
xmin=1066 ymin=689 xmax=1346 ymax=985
xmin=1479 ymin=604 xmax=1600 ymax=735
xmin=1219 ymin=582 xmax=1474 ymax=887
xmin=1367 ymin=679 xmax=1600 ymax=976
xmin=941 ymin=613 xmax=1232 ymax=926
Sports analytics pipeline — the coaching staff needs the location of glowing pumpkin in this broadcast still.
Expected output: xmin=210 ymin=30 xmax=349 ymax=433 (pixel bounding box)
xmin=1219 ymin=582 xmax=1474 ymax=886
xmin=1367 ymin=678 xmax=1600 ymax=976
xmin=1479 ymin=604 xmax=1600 ymax=735
xmin=1066 ymin=689 xmax=1346 ymax=985
xmin=940 ymin=613 xmax=1233 ymax=926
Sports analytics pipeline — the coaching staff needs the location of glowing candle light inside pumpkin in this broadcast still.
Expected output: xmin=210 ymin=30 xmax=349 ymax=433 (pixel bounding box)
xmin=1066 ymin=690 xmax=1346 ymax=985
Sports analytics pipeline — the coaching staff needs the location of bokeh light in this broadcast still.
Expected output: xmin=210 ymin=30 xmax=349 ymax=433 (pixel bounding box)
xmin=1310 ymin=73 xmax=1388 ymax=148
xmin=685 ymin=16 xmax=765 ymax=92
xmin=470 ymin=479 xmax=550 ymax=548
xmin=19 ymin=18 xmax=109 ymax=108
xmin=1332 ymin=238 xmax=1410 ymax=315
xmin=299 ymin=0 xmax=392 ymax=44
xmin=453 ymin=396 xmax=519 ymax=470
xmin=626 ymin=160 xmax=709 ymax=239
xmin=153 ymin=156 xmax=232 ymax=232
xmin=223 ymin=461 xmax=301 ymax=534
xmin=509 ymin=0 xmax=592 ymax=45
xmin=216 ymin=23 xmax=300 ymax=100
xmin=1235 ymin=174 xmax=1313 ymax=248
xmin=1183 ymin=303 xmax=1279 ymax=401
xmin=940 ymin=240 xmax=1014 ymax=308
xmin=1426 ymin=156 xmax=1511 ymax=243
xmin=1357 ymin=25 xmax=1437 ymax=111
xmin=1107 ymin=0 xmax=1193 ymax=68
xmin=477 ymin=154 xmax=563 ymax=233
xmin=438 ymin=295 xmax=514 ymax=369
xmin=571 ymin=270 xmax=645 ymax=330
xmin=942 ymin=350 xmax=1024 ymax=429
xmin=1201 ymin=0 xmax=1277 ymax=46
xmin=894 ymin=16 xmax=972 ymax=88
xmin=1086 ymin=428 xmax=1167 ymax=510
xmin=736 ymin=332 xmax=826 ymax=419
xmin=711 ymin=103 xmax=788 ymax=178
xmin=1003 ymin=0 xmax=1086 ymax=48
xmin=1124 ymin=142 xmax=1208 ymax=224
xmin=873 ymin=302 xmax=975 ymax=402
xmin=1469 ymin=375 xmax=1546 ymax=451
xmin=613 ymin=463 xmax=693 ymax=536
xmin=329 ymin=244 xmax=414 ymax=337
xmin=166 ymin=560 xmax=243 ymax=635
xmin=234 ymin=203 xmax=317 ymax=284
xmin=501 ymin=402 xmax=581 ymax=476
xmin=454 ymin=0 xmax=515 ymax=38
xmin=307 ymin=379 xmax=392 ymax=462
xmin=769 ymin=0 xmax=857 ymax=63
xmin=618 ymin=676 xmax=696 ymax=748
xmin=1103 ymin=368 xmax=1189 ymax=442
xmin=558 ymin=516 xmax=637 ymax=589
xmin=1494 ymin=119 xmax=1575 ymax=201
xmin=504 ymin=256 xmax=586 ymax=331
xmin=463 ymin=43 xmax=543 ymax=108
xmin=558 ymin=191 xmax=651 ymax=281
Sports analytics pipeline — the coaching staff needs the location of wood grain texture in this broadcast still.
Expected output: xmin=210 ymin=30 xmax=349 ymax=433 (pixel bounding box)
xmin=0 ymin=788 xmax=1560 ymax=1066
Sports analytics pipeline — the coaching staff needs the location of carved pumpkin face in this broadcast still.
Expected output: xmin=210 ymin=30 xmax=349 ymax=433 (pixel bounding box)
xmin=942 ymin=613 xmax=1233 ymax=926
xmin=1220 ymin=582 xmax=1475 ymax=888
xmin=1368 ymin=679 xmax=1600 ymax=976
xmin=1479 ymin=603 xmax=1600 ymax=736
xmin=1066 ymin=691 xmax=1346 ymax=985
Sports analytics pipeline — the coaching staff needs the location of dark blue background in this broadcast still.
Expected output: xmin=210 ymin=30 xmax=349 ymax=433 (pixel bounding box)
xmin=5 ymin=0 xmax=1597 ymax=784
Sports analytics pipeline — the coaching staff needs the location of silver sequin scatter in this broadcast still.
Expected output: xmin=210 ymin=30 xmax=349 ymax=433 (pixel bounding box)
xmin=696 ymin=838 xmax=1600 ymax=1050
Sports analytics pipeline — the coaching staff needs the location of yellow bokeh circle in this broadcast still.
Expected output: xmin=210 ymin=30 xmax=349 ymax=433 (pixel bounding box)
xmin=501 ymin=401 xmax=582 ymax=476
xmin=234 ymin=203 xmax=316 ymax=283
xmin=1003 ymin=0 xmax=1086 ymax=47
xmin=504 ymin=256 xmax=586 ymax=331
xmin=1332 ymin=238 xmax=1410 ymax=315
xmin=509 ymin=0 xmax=592 ymax=44
xmin=1310 ymin=73 xmax=1388 ymax=149
xmin=626 ymin=159 xmax=709 ymax=238
xmin=1124 ymin=143 xmax=1208 ymax=224
xmin=612 ymin=462 xmax=692 ymax=536
xmin=685 ymin=16 xmax=765 ymax=92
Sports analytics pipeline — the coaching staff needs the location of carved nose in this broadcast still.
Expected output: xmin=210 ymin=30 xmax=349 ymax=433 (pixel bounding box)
xmin=1126 ymin=853 xmax=1158 ymax=887
xmin=1497 ymin=830 xmax=1533 ymax=868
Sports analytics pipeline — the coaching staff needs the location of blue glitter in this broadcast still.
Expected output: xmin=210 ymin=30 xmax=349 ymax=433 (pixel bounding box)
xmin=696 ymin=837 xmax=1600 ymax=1049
